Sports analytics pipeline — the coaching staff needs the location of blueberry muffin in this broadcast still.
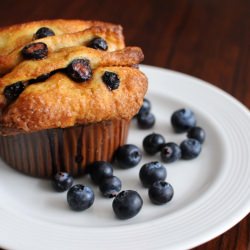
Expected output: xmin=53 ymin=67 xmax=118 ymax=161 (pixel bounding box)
xmin=0 ymin=19 xmax=148 ymax=178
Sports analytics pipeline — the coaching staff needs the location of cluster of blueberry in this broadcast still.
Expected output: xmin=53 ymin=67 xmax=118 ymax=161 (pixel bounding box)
xmin=51 ymin=159 xmax=141 ymax=219
xmin=139 ymin=162 xmax=174 ymax=205
xmin=143 ymin=108 xmax=205 ymax=163
xmin=52 ymin=98 xmax=206 ymax=220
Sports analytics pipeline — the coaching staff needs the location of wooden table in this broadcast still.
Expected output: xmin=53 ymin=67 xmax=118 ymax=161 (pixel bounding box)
xmin=0 ymin=0 xmax=249 ymax=249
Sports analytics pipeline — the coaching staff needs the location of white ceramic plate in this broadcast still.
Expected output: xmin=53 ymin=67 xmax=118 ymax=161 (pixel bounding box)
xmin=0 ymin=65 xmax=249 ymax=250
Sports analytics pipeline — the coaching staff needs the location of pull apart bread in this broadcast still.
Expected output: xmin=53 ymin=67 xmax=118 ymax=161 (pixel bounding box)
xmin=0 ymin=20 xmax=148 ymax=178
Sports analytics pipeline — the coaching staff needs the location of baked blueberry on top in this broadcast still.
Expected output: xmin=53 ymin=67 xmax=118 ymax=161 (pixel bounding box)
xmin=34 ymin=27 xmax=55 ymax=39
xmin=21 ymin=42 xmax=48 ymax=60
xmin=66 ymin=58 xmax=92 ymax=82
xmin=88 ymin=37 xmax=108 ymax=51
xmin=102 ymin=71 xmax=120 ymax=90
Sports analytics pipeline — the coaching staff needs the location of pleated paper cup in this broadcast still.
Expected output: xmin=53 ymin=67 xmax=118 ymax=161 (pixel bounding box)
xmin=0 ymin=119 xmax=130 ymax=178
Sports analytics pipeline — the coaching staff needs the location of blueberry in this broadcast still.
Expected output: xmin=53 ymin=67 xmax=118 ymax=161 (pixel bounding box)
xmin=99 ymin=176 xmax=122 ymax=198
xmin=160 ymin=142 xmax=182 ymax=163
xmin=29 ymin=72 xmax=51 ymax=84
xmin=180 ymin=139 xmax=202 ymax=159
xmin=21 ymin=42 xmax=48 ymax=60
xmin=112 ymin=190 xmax=143 ymax=219
xmin=148 ymin=181 xmax=174 ymax=205
xmin=67 ymin=184 xmax=95 ymax=211
xmin=88 ymin=161 xmax=113 ymax=185
xmin=143 ymin=133 xmax=165 ymax=155
xmin=137 ymin=112 xmax=155 ymax=129
xmin=52 ymin=172 xmax=74 ymax=192
xmin=139 ymin=161 xmax=167 ymax=187
xmin=87 ymin=37 xmax=108 ymax=51
xmin=171 ymin=108 xmax=196 ymax=133
xmin=102 ymin=71 xmax=120 ymax=90
xmin=138 ymin=98 xmax=151 ymax=115
xmin=187 ymin=126 xmax=206 ymax=144
xmin=66 ymin=58 xmax=92 ymax=83
xmin=34 ymin=27 xmax=55 ymax=39
xmin=115 ymin=144 xmax=142 ymax=169
xmin=4 ymin=82 xmax=25 ymax=101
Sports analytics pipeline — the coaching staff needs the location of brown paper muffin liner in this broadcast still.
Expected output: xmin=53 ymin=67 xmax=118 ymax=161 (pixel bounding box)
xmin=0 ymin=119 xmax=130 ymax=178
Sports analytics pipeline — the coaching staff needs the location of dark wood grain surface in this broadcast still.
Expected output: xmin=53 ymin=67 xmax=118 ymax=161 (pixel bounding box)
xmin=0 ymin=0 xmax=249 ymax=249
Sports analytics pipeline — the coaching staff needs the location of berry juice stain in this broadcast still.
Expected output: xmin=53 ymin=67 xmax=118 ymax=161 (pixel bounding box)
xmin=58 ymin=129 xmax=65 ymax=171
xmin=47 ymin=129 xmax=57 ymax=174
xmin=75 ymin=127 xmax=84 ymax=174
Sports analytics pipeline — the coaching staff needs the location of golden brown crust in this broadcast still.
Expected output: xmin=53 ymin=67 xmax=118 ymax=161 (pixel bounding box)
xmin=0 ymin=19 xmax=121 ymax=56
xmin=0 ymin=25 xmax=125 ymax=75
xmin=0 ymin=67 xmax=148 ymax=134
xmin=0 ymin=46 xmax=144 ymax=107
xmin=0 ymin=19 xmax=148 ymax=136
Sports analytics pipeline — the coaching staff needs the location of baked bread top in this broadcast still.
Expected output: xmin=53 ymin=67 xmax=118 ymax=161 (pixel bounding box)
xmin=0 ymin=20 xmax=148 ymax=135
xmin=0 ymin=25 xmax=125 ymax=75
xmin=0 ymin=19 xmax=121 ymax=56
